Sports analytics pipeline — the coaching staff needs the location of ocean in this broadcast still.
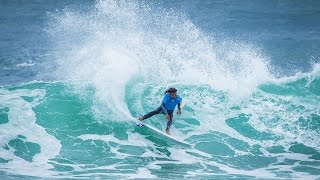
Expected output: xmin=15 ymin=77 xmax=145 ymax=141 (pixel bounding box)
xmin=0 ymin=0 xmax=319 ymax=179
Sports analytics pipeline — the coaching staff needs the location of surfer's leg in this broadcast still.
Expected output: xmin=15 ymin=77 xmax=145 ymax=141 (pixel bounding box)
xmin=166 ymin=110 xmax=174 ymax=132
xmin=141 ymin=106 xmax=162 ymax=120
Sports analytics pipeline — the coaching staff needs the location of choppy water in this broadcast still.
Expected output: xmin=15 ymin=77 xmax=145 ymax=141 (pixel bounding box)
xmin=0 ymin=0 xmax=319 ymax=179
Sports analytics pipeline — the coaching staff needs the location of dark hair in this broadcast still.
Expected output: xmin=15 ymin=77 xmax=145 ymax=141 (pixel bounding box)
xmin=165 ymin=87 xmax=177 ymax=94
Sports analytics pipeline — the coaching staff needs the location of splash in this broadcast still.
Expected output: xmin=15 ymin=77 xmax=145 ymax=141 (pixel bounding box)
xmin=44 ymin=1 xmax=320 ymax=173
xmin=45 ymin=0 xmax=272 ymax=121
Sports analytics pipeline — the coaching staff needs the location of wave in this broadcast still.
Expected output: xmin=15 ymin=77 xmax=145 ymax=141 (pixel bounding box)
xmin=1 ymin=0 xmax=319 ymax=178
xmin=0 ymin=68 xmax=319 ymax=178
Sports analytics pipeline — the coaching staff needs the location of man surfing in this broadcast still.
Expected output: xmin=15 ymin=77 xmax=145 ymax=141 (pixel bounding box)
xmin=137 ymin=87 xmax=182 ymax=135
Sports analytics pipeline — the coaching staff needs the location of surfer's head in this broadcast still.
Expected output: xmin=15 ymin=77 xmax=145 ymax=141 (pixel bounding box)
xmin=165 ymin=87 xmax=177 ymax=98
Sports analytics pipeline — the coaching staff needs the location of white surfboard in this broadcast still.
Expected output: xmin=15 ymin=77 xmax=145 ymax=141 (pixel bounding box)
xmin=133 ymin=118 xmax=191 ymax=148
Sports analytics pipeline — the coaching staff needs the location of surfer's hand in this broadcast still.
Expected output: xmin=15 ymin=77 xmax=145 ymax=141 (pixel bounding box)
xmin=166 ymin=114 xmax=170 ymax=121
xmin=177 ymin=110 xmax=181 ymax=115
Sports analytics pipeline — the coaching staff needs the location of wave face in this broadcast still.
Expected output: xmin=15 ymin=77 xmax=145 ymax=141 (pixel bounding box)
xmin=0 ymin=73 xmax=319 ymax=179
xmin=0 ymin=0 xmax=319 ymax=179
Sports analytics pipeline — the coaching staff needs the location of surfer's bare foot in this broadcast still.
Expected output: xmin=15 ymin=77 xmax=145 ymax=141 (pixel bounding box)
xmin=137 ymin=116 xmax=144 ymax=121
xmin=166 ymin=130 xmax=171 ymax=135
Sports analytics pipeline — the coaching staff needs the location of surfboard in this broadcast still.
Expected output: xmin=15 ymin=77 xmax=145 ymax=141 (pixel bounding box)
xmin=133 ymin=118 xmax=191 ymax=148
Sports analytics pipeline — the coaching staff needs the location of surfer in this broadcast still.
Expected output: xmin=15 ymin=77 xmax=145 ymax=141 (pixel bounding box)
xmin=137 ymin=87 xmax=182 ymax=135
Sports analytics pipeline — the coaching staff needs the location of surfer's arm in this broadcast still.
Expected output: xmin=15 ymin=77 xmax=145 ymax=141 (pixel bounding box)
xmin=177 ymin=102 xmax=182 ymax=115
xmin=162 ymin=103 xmax=171 ymax=121
xmin=161 ymin=103 xmax=168 ymax=115
xmin=161 ymin=95 xmax=169 ymax=115
xmin=178 ymin=102 xmax=182 ymax=111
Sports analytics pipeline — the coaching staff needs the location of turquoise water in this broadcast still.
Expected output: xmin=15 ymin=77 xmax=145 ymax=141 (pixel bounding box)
xmin=0 ymin=0 xmax=320 ymax=179
xmin=1 ymin=73 xmax=319 ymax=179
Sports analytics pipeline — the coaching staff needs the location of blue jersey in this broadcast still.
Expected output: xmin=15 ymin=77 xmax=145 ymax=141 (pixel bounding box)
xmin=162 ymin=93 xmax=182 ymax=110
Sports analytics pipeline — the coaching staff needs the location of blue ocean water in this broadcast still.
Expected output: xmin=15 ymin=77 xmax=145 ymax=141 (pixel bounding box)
xmin=0 ymin=0 xmax=319 ymax=179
